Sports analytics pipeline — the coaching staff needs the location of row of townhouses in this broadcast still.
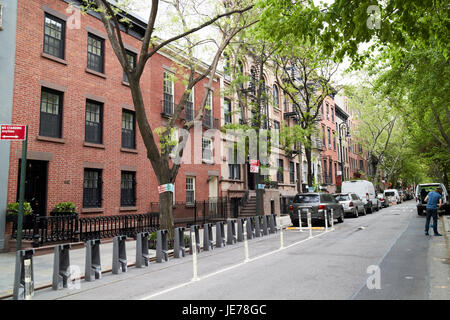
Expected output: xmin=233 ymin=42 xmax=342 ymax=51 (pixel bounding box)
xmin=0 ymin=0 xmax=368 ymax=251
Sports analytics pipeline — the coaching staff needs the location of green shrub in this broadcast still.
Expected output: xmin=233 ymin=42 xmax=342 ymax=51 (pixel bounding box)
xmin=7 ymin=202 xmax=33 ymax=216
xmin=53 ymin=202 xmax=76 ymax=213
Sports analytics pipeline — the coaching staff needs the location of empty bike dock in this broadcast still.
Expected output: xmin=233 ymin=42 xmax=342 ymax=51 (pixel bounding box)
xmin=2 ymin=213 xmax=337 ymax=300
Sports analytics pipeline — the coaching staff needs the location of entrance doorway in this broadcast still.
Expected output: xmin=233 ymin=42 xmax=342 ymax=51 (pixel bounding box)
xmin=246 ymin=162 xmax=255 ymax=190
xmin=17 ymin=160 xmax=48 ymax=217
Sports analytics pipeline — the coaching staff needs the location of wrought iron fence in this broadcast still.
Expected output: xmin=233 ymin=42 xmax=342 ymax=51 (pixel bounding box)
xmin=11 ymin=212 xmax=160 ymax=247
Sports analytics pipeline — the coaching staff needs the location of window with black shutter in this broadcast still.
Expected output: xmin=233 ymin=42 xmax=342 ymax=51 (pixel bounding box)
xmin=87 ymin=33 xmax=104 ymax=73
xmin=186 ymin=88 xmax=194 ymax=121
xmin=121 ymin=171 xmax=136 ymax=206
xmin=85 ymin=100 xmax=103 ymax=144
xmin=289 ymin=161 xmax=295 ymax=184
xmin=277 ymin=159 xmax=284 ymax=183
xmin=224 ymin=98 xmax=232 ymax=124
xmin=83 ymin=169 xmax=102 ymax=208
xmin=43 ymin=14 xmax=65 ymax=59
xmin=123 ymin=50 xmax=136 ymax=83
xmin=39 ymin=88 xmax=63 ymax=138
xmin=122 ymin=110 xmax=136 ymax=149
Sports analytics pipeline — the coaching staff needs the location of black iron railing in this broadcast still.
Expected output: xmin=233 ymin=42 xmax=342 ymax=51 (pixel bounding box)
xmin=11 ymin=212 xmax=160 ymax=247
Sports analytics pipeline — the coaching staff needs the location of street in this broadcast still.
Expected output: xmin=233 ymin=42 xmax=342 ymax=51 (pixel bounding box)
xmin=30 ymin=200 xmax=450 ymax=300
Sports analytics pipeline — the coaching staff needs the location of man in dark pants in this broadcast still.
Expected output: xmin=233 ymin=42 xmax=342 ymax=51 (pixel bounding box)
xmin=424 ymin=187 xmax=443 ymax=236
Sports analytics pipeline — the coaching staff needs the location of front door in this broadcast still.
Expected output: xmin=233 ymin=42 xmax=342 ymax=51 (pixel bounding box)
xmin=247 ymin=162 xmax=255 ymax=190
xmin=17 ymin=160 xmax=48 ymax=217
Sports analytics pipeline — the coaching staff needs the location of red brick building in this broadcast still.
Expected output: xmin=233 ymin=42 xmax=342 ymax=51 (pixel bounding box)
xmin=6 ymin=0 xmax=222 ymax=220
xmin=319 ymin=95 xmax=339 ymax=193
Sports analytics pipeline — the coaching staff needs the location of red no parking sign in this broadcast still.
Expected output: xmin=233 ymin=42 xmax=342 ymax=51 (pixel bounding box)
xmin=0 ymin=124 xmax=27 ymax=140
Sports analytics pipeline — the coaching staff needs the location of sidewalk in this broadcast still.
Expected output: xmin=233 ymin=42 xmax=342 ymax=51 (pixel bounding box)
xmin=0 ymin=215 xmax=292 ymax=299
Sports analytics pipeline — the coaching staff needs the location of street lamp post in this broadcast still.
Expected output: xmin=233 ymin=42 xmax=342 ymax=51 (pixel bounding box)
xmin=338 ymin=122 xmax=350 ymax=186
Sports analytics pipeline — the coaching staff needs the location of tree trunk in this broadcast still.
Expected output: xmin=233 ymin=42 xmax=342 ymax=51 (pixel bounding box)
xmin=159 ymin=188 xmax=174 ymax=239
xmin=305 ymin=144 xmax=313 ymax=187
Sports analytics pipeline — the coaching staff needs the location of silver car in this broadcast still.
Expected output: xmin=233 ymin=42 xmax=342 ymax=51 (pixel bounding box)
xmin=333 ymin=193 xmax=366 ymax=218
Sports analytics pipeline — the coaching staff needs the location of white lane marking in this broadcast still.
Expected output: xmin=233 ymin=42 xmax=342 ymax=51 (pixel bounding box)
xmin=140 ymin=229 xmax=334 ymax=300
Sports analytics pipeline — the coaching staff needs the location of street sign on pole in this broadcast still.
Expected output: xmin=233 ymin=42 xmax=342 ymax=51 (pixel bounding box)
xmin=15 ymin=125 xmax=28 ymax=251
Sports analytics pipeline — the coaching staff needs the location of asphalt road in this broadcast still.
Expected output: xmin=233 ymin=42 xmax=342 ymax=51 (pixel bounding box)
xmin=32 ymin=200 xmax=450 ymax=300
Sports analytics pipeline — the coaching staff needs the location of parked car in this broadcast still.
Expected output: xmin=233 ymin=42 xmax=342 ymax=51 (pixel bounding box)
xmin=333 ymin=193 xmax=366 ymax=217
xmin=341 ymin=180 xmax=378 ymax=213
xmin=415 ymin=183 xmax=449 ymax=216
xmin=377 ymin=193 xmax=389 ymax=208
xmin=384 ymin=189 xmax=401 ymax=204
xmin=289 ymin=193 xmax=345 ymax=226
xmin=398 ymin=190 xmax=405 ymax=202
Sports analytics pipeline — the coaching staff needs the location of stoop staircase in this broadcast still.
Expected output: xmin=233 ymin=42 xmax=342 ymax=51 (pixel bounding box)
xmin=239 ymin=191 xmax=257 ymax=217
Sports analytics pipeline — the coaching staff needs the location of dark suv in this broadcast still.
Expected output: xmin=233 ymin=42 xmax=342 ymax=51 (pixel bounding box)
xmin=288 ymin=193 xmax=345 ymax=227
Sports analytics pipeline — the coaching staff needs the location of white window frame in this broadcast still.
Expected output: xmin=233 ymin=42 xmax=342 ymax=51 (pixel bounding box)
xmin=186 ymin=177 xmax=195 ymax=204
xmin=202 ymin=137 xmax=213 ymax=163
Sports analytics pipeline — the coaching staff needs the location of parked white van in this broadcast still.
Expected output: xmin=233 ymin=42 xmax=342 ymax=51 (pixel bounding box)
xmin=341 ymin=180 xmax=378 ymax=213
xmin=384 ymin=189 xmax=401 ymax=204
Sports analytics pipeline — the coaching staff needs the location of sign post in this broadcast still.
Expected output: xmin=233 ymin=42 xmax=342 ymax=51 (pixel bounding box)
xmin=1 ymin=125 xmax=28 ymax=251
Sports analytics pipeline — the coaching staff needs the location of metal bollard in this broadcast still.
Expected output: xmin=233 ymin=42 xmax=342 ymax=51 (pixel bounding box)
xmin=227 ymin=220 xmax=237 ymax=245
xmin=189 ymin=225 xmax=201 ymax=255
xmin=13 ymin=249 xmax=35 ymax=300
xmin=261 ymin=216 xmax=269 ymax=236
xmin=52 ymin=244 xmax=72 ymax=290
xmin=203 ymin=223 xmax=214 ymax=251
xmin=112 ymin=235 xmax=127 ymax=273
xmin=269 ymin=214 xmax=277 ymax=234
xmin=280 ymin=219 xmax=284 ymax=249
xmin=298 ymin=209 xmax=304 ymax=232
xmin=174 ymin=227 xmax=186 ymax=258
xmin=254 ymin=216 xmax=261 ymax=237
xmin=216 ymin=221 xmax=226 ymax=248
xmin=331 ymin=209 xmax=335 ymax=230
xmin=324 ymin=209 xmax=329 ymax=232
xmin=156 ymin=229 xmax=169 ymax=263
xmin=136 ymin=232 xmax=150 ymax=268
xmin=191 ymin=232 xmax=199 ymax=281
xmin=85 ymin=239 xmax=101 ymax=282
xmin=246 ymin=217 xmax=254 ymax=240
xmin=243 ymin=220 xmax=249 ymax=262
xmin=237 ymin=218 xmax=245 ymax=242
xmin=307 ymin=209 xmax=313 ymax=239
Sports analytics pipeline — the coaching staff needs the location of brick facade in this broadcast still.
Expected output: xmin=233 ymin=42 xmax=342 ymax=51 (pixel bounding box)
xmin=7 ymin=0 xmax=221 ymax=218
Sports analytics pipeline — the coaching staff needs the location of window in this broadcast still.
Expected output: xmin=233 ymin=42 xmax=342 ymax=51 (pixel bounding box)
xmin=186 ymin=87 xmax=194 ymax=121
xmin=289 ymin=161 xmax=295 ymax=184
xmin=284 ymin=96 xmax=289 ymax=112
xmin=333 ymin=132 xmax=336 ymax=150
xmin=322 ymin=125 xmax=326 ymax=145
xmin=360 ymin=160 xmax=364 ymax=171
xmin=277 ymin=159 xmax=284 ymax=183
xmin=204 ymin=91 xmax=213 ymax=127
xmin=273 ymin=85 xmax=279 ymax=109
xmin=202 ymin=137 xmax=213 ymax=162
xmin=123 ymin=51 xmax=136 ymax=83
xmin=122 ymin=110 xmax=136 ymax=149
xmin=329 ymin=159 xmax=333 ymax=184
xmin=224 ymin=98 xmax=232 ymax=124
xmin=163 ymin=71 xmax=174 ymax=115
xmin=331 ymin=107 xmax=335 ymax=122
xmin=326 ymin=102 xmax=329 ymax=119
xmin=327 ymin=128 xmax=331 ymax=148
xmin=43 ymin=14 xmax=65 ymax=59
xmin=39 ymin=88 xmax=63 ymax=138
xmin=228 ymin=146 xmax=240 ymax=180
xmin=87 ymin=33 xmax=104 ymax=73
xmin=83 ymin=169 xmax=102 ymax=208
xmin=85 ymin=100 xmax=103 ymax=144
xmin=303 ymin=162 xmax=307 ymax=182
xmin=186 ymin=177 xmax=195 ymax=204
xmin=121 ymin=171 xmax=136 ymax=206
xmin=273 ymin=120 xmax=280 ymax=147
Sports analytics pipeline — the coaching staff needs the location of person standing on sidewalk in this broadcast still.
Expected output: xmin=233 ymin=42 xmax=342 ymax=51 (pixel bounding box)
xmin=424 ymin=187 xmax=443 ymax=236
